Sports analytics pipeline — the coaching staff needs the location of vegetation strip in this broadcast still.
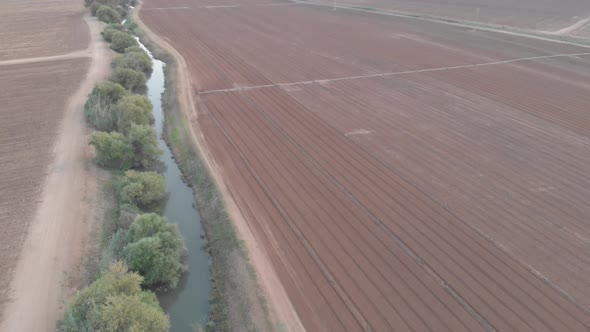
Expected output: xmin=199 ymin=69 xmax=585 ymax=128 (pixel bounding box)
xmin=59 ymin=1 xmax=186 ymax=331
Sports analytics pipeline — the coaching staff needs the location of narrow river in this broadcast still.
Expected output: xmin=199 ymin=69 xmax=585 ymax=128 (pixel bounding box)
xmin=137 ymin=39 xmax=211 ymax=331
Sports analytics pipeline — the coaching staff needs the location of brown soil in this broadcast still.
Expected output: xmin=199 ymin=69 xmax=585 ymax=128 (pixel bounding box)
xmin=134 ymin=3 xmax=305 ymax=330
xmin=0 ymin=0 xmax=89 ymax=61
xmin=0 ymin=11 xmax=110 ymax=331
xmin=309 ymin=0 xmax=590 ymax=35
xmin=140 ymin=1 xmax=590 ymax=330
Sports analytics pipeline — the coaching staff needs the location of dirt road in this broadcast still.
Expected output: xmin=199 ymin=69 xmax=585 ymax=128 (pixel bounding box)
xmin=0 ymin=15 xmax=110 ymax=331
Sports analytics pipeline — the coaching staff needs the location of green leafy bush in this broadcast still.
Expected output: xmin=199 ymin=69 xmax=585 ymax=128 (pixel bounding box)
xmin=101 ymin=23 xmax=125 ymax=42
xmin=124 ymin=46 xmax=144 ymax=53
xmin=89 ymin=131 xmax=133 ymax=169
xmin=84 ymin=82 xmax=129 ymax=131
xmin=111 ymin=67 xmax=147 ymax=93
xmin=59 ymin=262 xmax=169 ymax=332
xmin=127 ymin=124 xmax=162 ymax=169
xmin=96 ymin=5 xmax=121 ymax=24
xmin=118 ymin=171 xmax=167 ymax=207
xmin=122 ymin=213 xmax=186 ymax=290
xmin=113 ymin=49 xmax=153 ymax=76
xmin=115 ymin=94 xmax=153 ymax=133
xmin=110 ymin=31 xmax=138 ymax=53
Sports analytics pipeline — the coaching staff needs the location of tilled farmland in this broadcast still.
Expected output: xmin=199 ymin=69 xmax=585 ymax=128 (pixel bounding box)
xmin=304 ymin=0 xmax=590 ymax=34
xmin=141 ymin=1 xmax=590 ymax=330
xmin=0 ymin=0 xmax=91 ymax=316
xmin=0 ymin=58 xmax=89 ymax=309
xmin=0 ymin=0 xmax=88 ymax=61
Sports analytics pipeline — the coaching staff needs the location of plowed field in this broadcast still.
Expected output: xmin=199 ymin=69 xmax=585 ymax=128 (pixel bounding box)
xmin=306 ymin=0 xmax=590 ymax=37
xmin=0 ymin=0 xmax=91 ymax=318
xmin=140 ymin=1 xmax=590 ymax=330
xmin=0 ymin=0 xmax=89 ymax=61
xmin=0 ymin=58 xmax=89 ymax=311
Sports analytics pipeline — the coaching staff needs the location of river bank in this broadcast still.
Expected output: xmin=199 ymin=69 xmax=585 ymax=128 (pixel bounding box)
xmin=135 ymin=37 xmax=211 ymax=331
xmin=131 ymin=2 xmax=292 ymax=329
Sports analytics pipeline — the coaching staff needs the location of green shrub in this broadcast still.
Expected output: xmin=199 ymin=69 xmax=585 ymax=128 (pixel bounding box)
xmin=89 ymin=2 xmax=101 ymax=16
xmin=89 ymin=131 xmax=133 ymax=169
xmin=111 ymin=67 xmax=147 ymax=93
xmin=127 ymin=124 xmax=162 ymax=169
xmin=101 ymin=23 xmax=125 ymax=42
xmin=113 ymin=49 xmax=153 ymax=76
xmin=84 ymin=82 xmax=129 ymax=131
xmin=111 ymin=31 xmax=138 ymax=53
xmin=124 ymin=46 xmax=144 ymax=53
xmin=115 ymin=94 xmax=153 ymax=133
xmin=96 ymin=5 xmax=121 ymax=24
xmin=118 ymin=171 xmax=166 ymax=207
xmin=123 ymin=213 xmax=186 ymax=290
xmin=115 ymin=5 xmax=128 ymax=19
xmin=59 ymin=262 xmax=169 ymax=332
xmin=92 ymin=81 xmax=129 ymax=103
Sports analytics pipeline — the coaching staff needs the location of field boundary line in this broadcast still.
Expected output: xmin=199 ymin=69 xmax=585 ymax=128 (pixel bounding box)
xmin=0 ymin=49 xmax=91 ymax=67
xmin=142 ymin=3 xmax=298 ymax=10
xmin=199 ymin=52 xmax=590 ymax=94
xmin=295 ymin=0 xmax=590 ymax=49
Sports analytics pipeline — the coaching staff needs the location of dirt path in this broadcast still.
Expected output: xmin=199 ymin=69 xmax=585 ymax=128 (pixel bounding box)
xmin=0 ymin=15 xmax=110 ymax=332
xmin=0 ymin=49 xmax=91 ymax=67
xmin=555 ymin=15 xmax=590 ymax=35
xmin=134 ymin=2 xmax=305 ymax=330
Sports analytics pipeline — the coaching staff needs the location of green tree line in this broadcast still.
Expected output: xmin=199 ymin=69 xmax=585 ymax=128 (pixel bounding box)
xmin=60 ymin=6 xmax=185 ymax=331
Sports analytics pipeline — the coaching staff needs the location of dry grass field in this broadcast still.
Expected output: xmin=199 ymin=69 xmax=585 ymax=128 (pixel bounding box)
xmin=141 ymin=1 xmax=590 ymax=330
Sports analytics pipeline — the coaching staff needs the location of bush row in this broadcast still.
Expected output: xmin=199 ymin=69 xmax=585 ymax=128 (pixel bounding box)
xmin=61 ymin=9 xmax=183 ymax=332
xmin=87 ymin=0 xmax=134 ymax=24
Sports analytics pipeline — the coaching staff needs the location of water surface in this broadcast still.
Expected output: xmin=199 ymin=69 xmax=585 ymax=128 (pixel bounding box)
xmin=139 ymin=39 xmax=211 ymax=332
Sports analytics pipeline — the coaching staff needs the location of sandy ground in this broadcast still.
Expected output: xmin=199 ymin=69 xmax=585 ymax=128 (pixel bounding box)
xmin=0 ymin=15 xmax=110 ymax=332
xmin=134 ymin=2 xmax=305 ymax=330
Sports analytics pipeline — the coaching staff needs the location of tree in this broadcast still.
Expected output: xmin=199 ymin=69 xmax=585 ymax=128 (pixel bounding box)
xmin=84 ymin=82 xmax=129 ymax=131
xmin=96 ymin=5 xmax=121 ymax=24
xmin=89 ymin=2 xmax=101 ymax=16
xmin=101 ymin=23 xmax=126 ymax=42
xmin=124 ymin=46 xmax=144 ymax=53
xmin=89 ymin=131 xmax=133 ymax=169
xmin=127 ymin=124 xmax=162 ymax=169
xmin=110 ymin=67 xmax=147 ymax=93
xmin=95 ymin=293 xmax=169 ymax=331
xmin=115 ymin=94 xmax=153 ymax=133
xmin=111 ymin=31 xmax=138 ymax=53
xmin=118 ymin=171 xmax=166 ymax=207
xmin=113 ymin=50 xmax=153 ymax=76
xmin=123 ymin=213 xmax=185 ymax=290
xmin=59 ymin=262 xmax=169 ymax=332
xmin=92 ymin=81 xmax=129 ymax=104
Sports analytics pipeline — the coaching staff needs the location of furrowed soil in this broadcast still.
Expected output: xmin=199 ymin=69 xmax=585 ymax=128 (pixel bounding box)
xmin=0 ymin=0 xmax=108 ymax=329
xmin=306 ymin=0 xmax=590 ymax=37
xmin=0 ymin=0 xmax=89 ymax=61
xmin=141 ymin=0 xmax=590 ymax=330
